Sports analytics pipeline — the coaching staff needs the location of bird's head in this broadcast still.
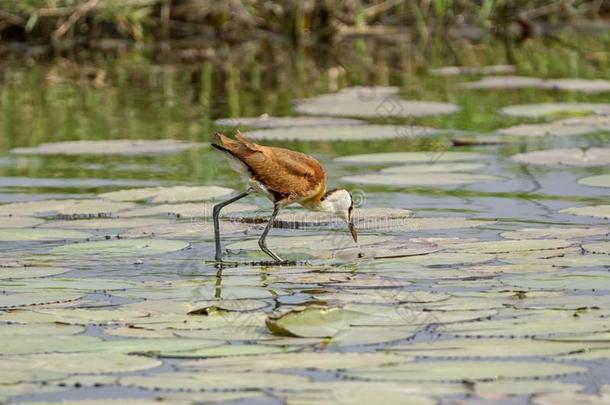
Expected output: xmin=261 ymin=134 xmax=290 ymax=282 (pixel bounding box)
xmin=321 ymin=189 xmax=357 ymax=243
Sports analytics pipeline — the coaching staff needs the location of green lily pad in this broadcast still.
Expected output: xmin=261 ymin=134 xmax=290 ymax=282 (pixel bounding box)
xmin=532 ymin=391 xmax=610 ymax=405
xmin=119 ymin=220 xmax=252 ymax=239
xmin=10 ymin=139 xmax=206 ymax=156
xmin=120 ymin=371 xmax=311 ymax=391
xmin=0 ymin=199 xmax=135 ymax=218
xmin=0 ymin=334 xmax=101 ymax=355
xmin=0 ymin=291 xmax=83 ymax=309
xmin=381 ymin=162 xmax=486 ymax=174
xmin=579 ymin=174 xmax=610 ymax=188
xmin=39 ymin=217 xmax=172 ymax=230
xmin=183 ymin=352 xmax=413 ymax=372
xmin=387 ymin=217 xmax=494 ymax=232
xmin=159 ymin=344 xmax=287 ymax=359
xmin=504 ymin=272 xmax=610 ymax=290
xmin=498 ymin=122 xmax=600 ymax=137
xmin=380 ymin=252 xmax=496 ymax=267
xmin=431 ymin=65 xmax=515 ymax=76
xmin=0 ymin=307 xmax=149 ymax=326
xmin=389 ymin=338 xmax=610 ymax=357
xmin=215 ymin=115 xmax=364 ymax=128
xmin=50 ymin=239 xmax=189 ymax=257
xmin=226 ymin=234 xmax=384 ymax=254
xmin=119 ymin=202 xmax=258 ymax=218
xmin=511 ymin=148 xmax=610 ymax=166
xmin=505 ymin=253 xmax=610 ymax=268
xmin=342 ymin=173 xmax=504 ymax=187
xmin=344 ymin=360 xmax=585 ymax=382
xmin=475 ymin=381 xmax=583 ymax=396
xmin=583 ymin=241 xmax=610 ymax=255
xmin=335 ymin=151 xmax=485 ymax=164
xmin=501 ymin=227 xmax=609 ymax=240
xmin=99 ymin=186 xmax=235 ymax=203
xmin=560 ymin=205 xmax=610 ymax=219
xmin=293 ymin=86 xmax=459 ymax=117
xmin=266 ymin=306 xmax=365 ymax=338
xmin=447 ymin=239 xmax=574 ymax=254
xmin=0 ymin=216 xmax=45 ymax=228
xmin=246 ymin=125 xmax=440 ymax=141
xmin=0 ymin=323 xmax=84 ymax=337
xmin=0 ymin=352 xmax=161 ymax=373
xmin=330 ymin=326 xmax=422 ymax=346
xmin=544 ymin=78 xmax=610 ymax=93
xmin=501 ymin=103 xmax=610 ymax=118
xmin=0 ymin=266 xmax=71 ymax=279
xmin=460 ymin=75 xmax=545 ymax=89
xmin=0 ymin=228 xmax=91 ymax=242
xmin=0 ymin=369 xmax=66 ymax=385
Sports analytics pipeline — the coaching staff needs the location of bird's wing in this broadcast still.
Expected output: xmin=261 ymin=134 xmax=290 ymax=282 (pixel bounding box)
xmin=215 ymin=133 xmax=325 ymax=203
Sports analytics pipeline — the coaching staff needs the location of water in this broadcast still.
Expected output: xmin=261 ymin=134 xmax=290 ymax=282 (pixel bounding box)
xmin=0 ymin=37 xmax=609 ymax=404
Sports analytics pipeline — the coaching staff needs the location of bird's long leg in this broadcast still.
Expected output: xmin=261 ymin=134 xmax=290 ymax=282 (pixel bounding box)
xmin=258 ymin=203 xmax=282 ymax=262
xmin=213 ymin=189 xmax=254 ymax=261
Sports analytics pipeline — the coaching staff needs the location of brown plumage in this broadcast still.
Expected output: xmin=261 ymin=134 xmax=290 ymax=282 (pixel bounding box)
xmin=213 ymin=132 xmax=326 ymax=207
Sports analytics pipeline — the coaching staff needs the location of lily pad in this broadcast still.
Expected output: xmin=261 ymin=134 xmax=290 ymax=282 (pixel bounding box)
xmin=50 ymin=239 xmax=189 ymax=257
xmin=344 ymin=360 xmax=585 ymax=382
xmin=0 ymin=216 xmax=45 ymax=228
xmin=226 ymin=234 xmax=385 ymax=255
xmin=532 ymin=391 xmax=610 ymax=405
xmin=381 ymin=162 xmax=486 ymax=174
xmin=459 ymin=75 xmax=545 ymax=89
xmin=246 ymin=125 xmax=440 ymax=142
xmin=431 ymin=65 xmax=515 ymax=76
xmin=498 ymin=122 xmax=600 ymax=137
xmin=560 ymin=205 xmax=610 ymax=219
xmin=511 ymin=148 xmax=610 ymax=166
xmin=544 ymin=78 xmax=610 ymax=93
xmin=501 ymin=227 xmax=609 ymax=240
xmin=0 ymin=199 xmax=135 ymax=218
xmin=0 ymin=334 xmax=101 ymax=355
xmin=389 ymin=338 xmax=610 ymax=357
xmin=341 ymin=173 xmax=504 ymax=187
xmin=39 ymin=218 xmax=171 ymax=230
xmin=446 ymin=239 xmax=574 ymax=254
xmin=0 ymin=291 xmax=83 ymax=309
xmin=335 ymin=151 xmax=485 ymax=164
xmin=99 ymin=186 xmax=235 ymax=203
xmin=119 ymin=202 xmax=258 ymax=218
xmin=0 ymin=352 xmax=161 ymax=373
xmin=159 ymin=344 xmax=287 ymax=359
xmin=0 ymin=228 xmax=91 ymax=242
xmin=0 ymin=266 xmax=71 ymax=279
xmin=120 ymin=371 xmax=311 ymax=391
xmin=503 ymin=272 xmax=610 ymax=290
xmin=266 ymin=306 xmax=365 ymax=338
xmin=500 ymin=103 xmax=610 ymax=118
xmin=215 ymin=115 xmax=364 ymax=128
xmin=579 ymin=174 xmax=610 ymax=188
xmin=475 ymin=381 xmax=583 ymax=396
xmin=11 ymin=139 xmax=206 ymax=156
xmin=583 ymin=241 xmax=610 ymax=255
xmin=293 ymin=86 xmax=459 ymax=117
xmin=119 ymin=220 xmax=252 ymax=239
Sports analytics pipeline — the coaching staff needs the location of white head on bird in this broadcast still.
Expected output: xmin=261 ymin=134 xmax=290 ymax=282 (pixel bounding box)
xmin=212 ymin=132 xmax=358 ymax=262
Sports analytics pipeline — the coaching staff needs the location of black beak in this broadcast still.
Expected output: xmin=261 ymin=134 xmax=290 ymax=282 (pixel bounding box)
xmin=348 ymin=220 xmax=358 ymax=243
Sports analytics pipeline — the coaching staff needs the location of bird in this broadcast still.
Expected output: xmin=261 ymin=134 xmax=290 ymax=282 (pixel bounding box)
xmin=211 ymin=131 xmax=357 ymax=262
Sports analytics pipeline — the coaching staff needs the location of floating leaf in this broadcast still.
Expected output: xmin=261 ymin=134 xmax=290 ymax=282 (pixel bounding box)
xmin=0 ymin=199 xmax=135 ymax=218
xmin=0 ymin=266 xmax=71 ymax=279
xmin=226 ymin=234 xmax=385 ymax=255
xmin=475 ymin=381 xmax=583 ymax=396
xmin=498 ymin=122 xmax=600 ymax=137
xmin=119 ymin=220 xmax=252 ymax=239
xmin=430 ymin=65 xmax=515 ymax=76
xmin=583 ymin=241 xmax=610 ymax=255
xmin=39 ymin=217 xmax=171 ymax=230
xmin=501 ymin=103 xmax=610 ymax=118
xmin=294 ymin=86 xmax=459 ymax=117
xmin=159 ymin=344 xmax=287 ymax=359
xmin=560 ymin=205 xmax=610 ymax=219
xmin=0 ymin=228 xmax=91 ymax=242
xmin=0 ymin=352 xmax=161 ymax=373
xmin=344 ymin=361 xmax=585 ymax=382
xmin=459 ymin=75 xmax=545 ymax=89
xmin=501 ymin=227 xmax=609 ymax=240
xmin=446 ymin=239 xmax=574 ymax=254
xmin=579 ymin=174 xmax=610 ymax=188
xmin=381 ymin=162 xmax=486 ymax=174
xmin=50 ymin=239 xmax=189 ymax=257
xmin=389 ymin=338 xmax=610 ymax=358
xmin=215 ymin=115 xmax=364 ymax=128
xmin=10 ymin=139 xmax=206 ymax=156
xmin=0 ymin=291 xmax=83 ymax=309
xmin=246 ymin=125 xmax=440 ymax=141
xmin=511 ymin=148 xmax=610 ymax=166
xmin=544 ymin=78 xmax=610 ymax=93
xmin=266 ymin=306 xmax=365 ymax=338
xmin=0 ymin=369 xmax=66 ymax=385
xmin=335 ymin=151 xmax=485 ymax=164
xmin=100 ymin=186 xmax=235 ymax=203
xmin=0 ymin=323 xmax=84 ymax=337
xmin=119 ymin=202 xmax=258 ymax=218
xmin=0 ymin=334 xmax=101 ymax=355
xmin=0 ymin=216 xmax=45 ymax=228
xmin=342 ymin=173 xmax=504 ymax=187
xmin=532 ymin=391 xmax=610 ymax=405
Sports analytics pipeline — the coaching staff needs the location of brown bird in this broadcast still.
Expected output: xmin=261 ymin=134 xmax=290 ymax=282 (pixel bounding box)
xmin=212 ymin=132 xmax=357 ymax=262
